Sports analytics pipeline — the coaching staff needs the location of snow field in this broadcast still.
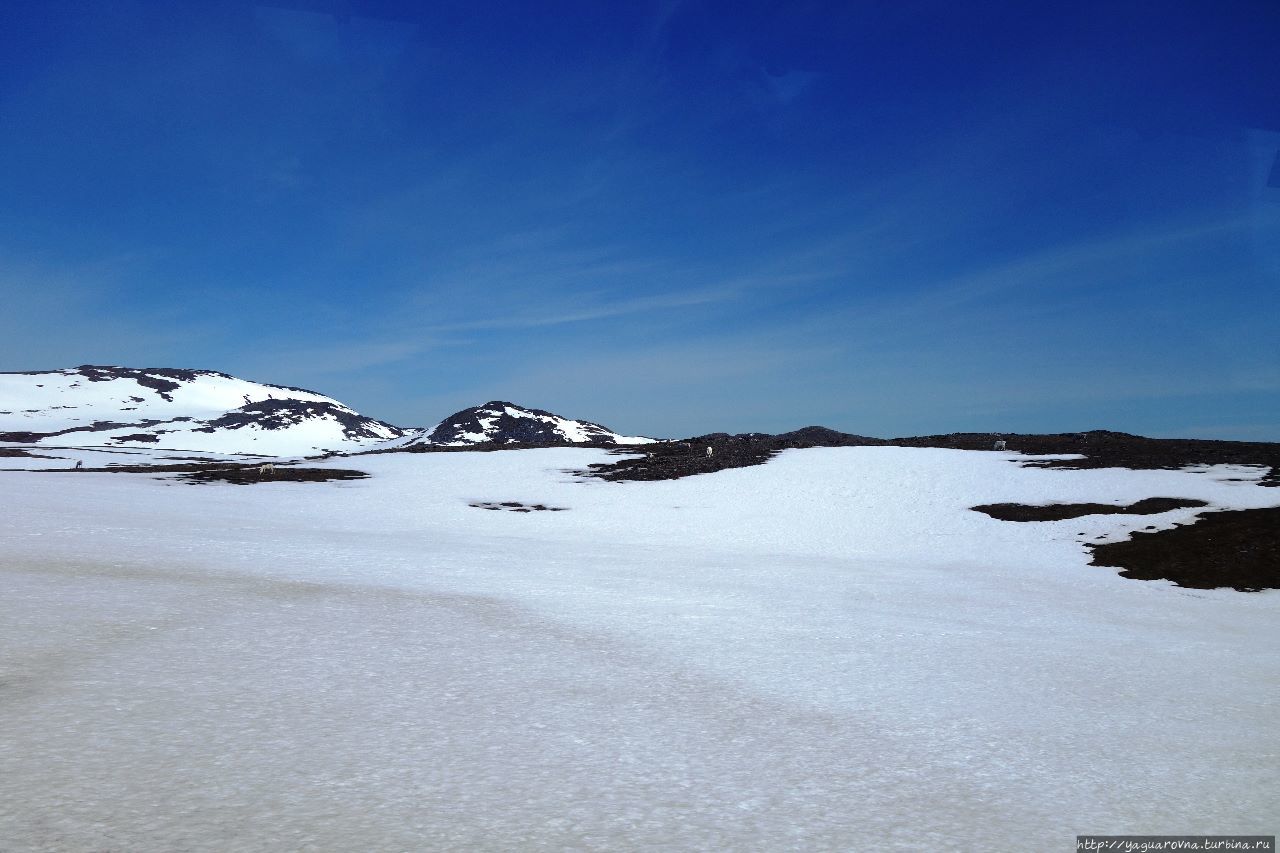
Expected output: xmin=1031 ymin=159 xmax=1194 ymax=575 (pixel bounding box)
xmin=1 ymin=447 xmax=1276 ymax=850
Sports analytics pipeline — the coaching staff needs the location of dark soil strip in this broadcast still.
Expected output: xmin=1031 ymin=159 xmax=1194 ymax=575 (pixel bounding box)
xmin=972 ymin=497 xmax=1208 ymax=522
xmin=0 ymin=421 xmax=136 ymax=443
xmin=50 ymin=462 xmax=263 ymax=474
xmin=893 ymin=430 xmax=1280 ymax=483
xmin=585 ymin=428 xmax=1280 ymax=484
xmin=112 ymin=432 xmax=160 ymax=443
xmin=589 ymin=428 xmax=883 ymax=482
xmin=591 ymin=441 xmax=777 ymax=481
xmin=179 ymin=467 xmax=369 ymax=485
xmin=1089 ymin=507 xmax=1280 ymax=591
xmin=42 ymin=462 xmax=368 ymax=484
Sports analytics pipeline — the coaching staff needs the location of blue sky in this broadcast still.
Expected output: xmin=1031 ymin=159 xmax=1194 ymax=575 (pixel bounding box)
xmin=2 ymin=1 xmax=1278 ymax=438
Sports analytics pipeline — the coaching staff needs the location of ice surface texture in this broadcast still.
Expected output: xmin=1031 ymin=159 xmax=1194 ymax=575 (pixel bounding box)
xmin=1 ymin=447 xmax=1277 ymax=851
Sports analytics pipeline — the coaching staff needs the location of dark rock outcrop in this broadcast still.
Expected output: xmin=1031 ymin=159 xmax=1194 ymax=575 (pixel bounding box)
xmin=972 ymin=497 xmax=1208 ymax=522
xmin=420 ymin=401 xmax=645 ymax=446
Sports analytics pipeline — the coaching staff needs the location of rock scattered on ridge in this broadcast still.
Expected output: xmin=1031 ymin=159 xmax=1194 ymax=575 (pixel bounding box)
xmin=195 ymin=398 xmax=400 ymax=442
xmin=589 ymin=428 xmax=884 ymax=481
xmin=893 ymin=430 xmax=1280 ymax=482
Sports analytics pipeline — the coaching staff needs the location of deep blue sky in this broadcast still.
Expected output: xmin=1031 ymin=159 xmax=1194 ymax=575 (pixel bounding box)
xmin=2 ymin=1 xmax=1278 ymax=438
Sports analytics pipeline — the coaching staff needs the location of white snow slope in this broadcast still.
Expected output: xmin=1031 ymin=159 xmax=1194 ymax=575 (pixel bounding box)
xmin=0 ymin=366 xmax=407 ymax=457
xmin=1 ymin=447 xmax=1277 ymax=851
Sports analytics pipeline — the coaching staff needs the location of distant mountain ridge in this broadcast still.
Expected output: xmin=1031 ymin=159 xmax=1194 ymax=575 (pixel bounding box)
xmin=3 ymin=365 xmax=1279 ymax=489
xmin=0 ymin=366 xmax=886 ymax=459
xmin=0 ymin=366 xmax=655 ymax=457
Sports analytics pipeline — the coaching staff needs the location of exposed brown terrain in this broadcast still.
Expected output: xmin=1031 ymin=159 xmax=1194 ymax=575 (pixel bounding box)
xmin=892 ymin=430 xmax=1280 ymax=483
xmin=1088 ymin=507 xmax=1280 ymax=592
xmin=45 ymin=462 xmax=369 ymax=485
xmin=178 ymin=466 xmax=369 ymax=485
xmin=972 ymin=498 xmax=1208 ymax=522
xmin=588 ymin=427 xmax=883 ymax=482
xmin=0 ymin=447 xmax=49 ymax=458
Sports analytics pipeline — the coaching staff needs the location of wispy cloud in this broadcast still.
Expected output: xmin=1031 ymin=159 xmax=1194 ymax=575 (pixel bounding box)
xmin=423 ymin=287 xmax=736 ymax=332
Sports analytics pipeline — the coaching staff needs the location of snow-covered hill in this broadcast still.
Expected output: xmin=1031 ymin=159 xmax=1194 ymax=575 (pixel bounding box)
xmin=413 ymin=400 xmax=654 ymax=447
xmin=0 ymin=367 xmax=654 ymax=460
xmin=0 ymin=365 xmax=407 ymax=457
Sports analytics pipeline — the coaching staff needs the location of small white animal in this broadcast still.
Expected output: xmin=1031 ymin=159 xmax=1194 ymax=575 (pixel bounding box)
xmin=705 ymin=446 xmax=714 ymax=457
xmin=259 ymin=463 xmax=275 ymax=476
xmin=993 ymin=440 xmax=1007 ymax=451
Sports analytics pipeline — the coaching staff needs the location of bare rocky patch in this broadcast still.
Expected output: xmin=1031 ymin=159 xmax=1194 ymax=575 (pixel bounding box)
xmin=1088 ymin=507 xmax=1280 ymax=591
xmin=896 ymin=430 xmax=1280 ymax=484
xmin=972 ymin=497 xmax=1208 ymax=522
xmin=0 ymin=447 xmax=44 ymax=458
xmin=196 ymin=398 xmax=403 ymax=441
xmin=178 ymin=466 xmax=369 ymax=485
xmin=111 ymin=432 xmax=161 ymax=444
xmin=43 ymin=461 xmax=368 ymax=485
xmin=469 ymin=501 xmax=567 ymax=513
xmin=590 ymin=428 xmax=883 ymax=482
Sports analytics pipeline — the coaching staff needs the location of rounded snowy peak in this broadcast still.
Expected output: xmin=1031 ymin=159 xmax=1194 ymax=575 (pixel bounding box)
xmin=0 ymin=365 xmax=407 ymax=456
xmin=417 ymin=401 xmax=654 ymax=447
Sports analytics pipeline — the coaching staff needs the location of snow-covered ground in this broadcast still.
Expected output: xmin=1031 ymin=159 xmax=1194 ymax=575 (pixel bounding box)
xmin=1 ymin=447 xmax=1277 ymax=851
